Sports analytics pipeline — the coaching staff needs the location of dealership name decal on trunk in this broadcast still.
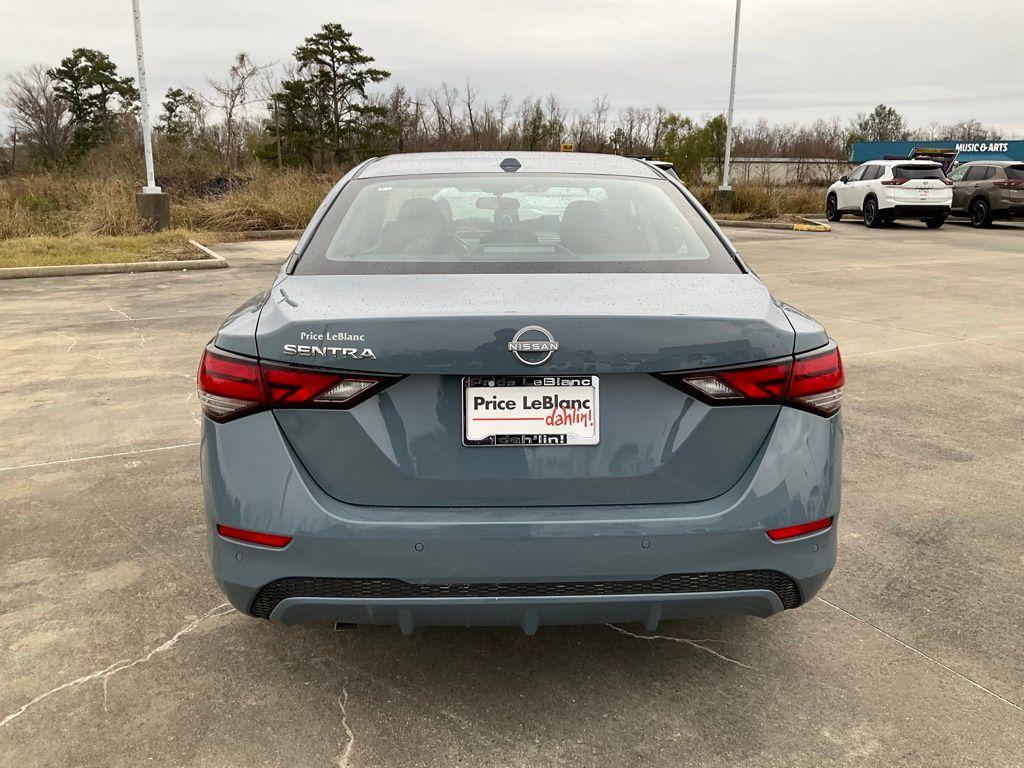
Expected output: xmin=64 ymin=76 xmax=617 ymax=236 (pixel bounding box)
xmin=283 ymin=344 xmax=376 ymax=360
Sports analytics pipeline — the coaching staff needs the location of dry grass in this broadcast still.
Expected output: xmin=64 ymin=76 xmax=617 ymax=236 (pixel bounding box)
xmin=1 ymin=169 xmax=333 ymax=240
xmin=0 ymin=230 xmax=211 ymax=269
xmin=693 ymin=184 xmax=826 ymax=218
xmin=175 ymin=170 xmax=333 ymax=231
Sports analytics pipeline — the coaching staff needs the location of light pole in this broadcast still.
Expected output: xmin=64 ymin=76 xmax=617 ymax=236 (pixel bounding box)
xmin=131 ymin=0 xmax=171 ymax=229
xmin=715 ymin=0 xmax=742 ymax=213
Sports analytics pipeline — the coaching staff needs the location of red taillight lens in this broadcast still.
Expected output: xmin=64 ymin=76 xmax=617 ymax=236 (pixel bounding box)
xmin=789 ymin=345 xmax=845 ymax=416
xmin=216 ymin=524 xmax=292 ymax=548
xmin=766 ymin=516 xmax=833 ymax=541
xmin=681 ymin=360 xmax=791 ymax=403
xmin=881 ymin=177 xmax=909 ymax=186
xmin=197 ymin=348 xmax=265 ymax=421
xmin=197 ymin=345 xmax=395 ymax=422
xmin=671 ymin=342 xmax=844 ymax=416
xmin=261 ymin=365 xmax=348 ymax=405
xmin=941 ymin=178 xmax=953 ymax=186
xmin=994 ymin=179 xmax=1024 ymax=188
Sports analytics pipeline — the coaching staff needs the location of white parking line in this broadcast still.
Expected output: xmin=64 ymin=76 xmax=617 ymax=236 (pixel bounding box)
xmin=0 ymin=443 xmax=199 ymax=473
xmin=817 ymin=597 xmax=1022 ymax=713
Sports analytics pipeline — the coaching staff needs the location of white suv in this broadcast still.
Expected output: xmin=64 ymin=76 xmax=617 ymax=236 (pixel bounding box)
xmin=826 ymin=160 xmax=953 ymax=228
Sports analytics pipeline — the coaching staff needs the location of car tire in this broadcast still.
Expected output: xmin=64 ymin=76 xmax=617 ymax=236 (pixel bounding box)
xmin=863 ymin=197 xmax=883 ymax=228
xmin=923 ymin=214 xmax=947 ymax=229
xmin=826 ymin=194 xmax=842 ymax=222
xmin=970 ymin=198 xmax=993 ymax=228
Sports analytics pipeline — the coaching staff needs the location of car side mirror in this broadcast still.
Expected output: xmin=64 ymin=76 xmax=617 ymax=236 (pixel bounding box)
xmin=839 ymin=176 xmax=849 ymax=184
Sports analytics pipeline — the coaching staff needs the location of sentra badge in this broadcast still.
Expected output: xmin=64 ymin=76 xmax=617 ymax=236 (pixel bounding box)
xmin=284 ymin=344 xmax=376 ymax=360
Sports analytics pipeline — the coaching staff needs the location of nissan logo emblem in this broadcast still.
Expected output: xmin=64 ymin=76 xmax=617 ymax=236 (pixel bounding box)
xmin=507 ymin=325 xmax=558 ymax=366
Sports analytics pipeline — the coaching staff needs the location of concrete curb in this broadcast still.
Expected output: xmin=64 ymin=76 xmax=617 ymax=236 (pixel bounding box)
xmin=230 ymin=229 xmax=303 ymax=240
xmin=0 ymin=240 xmax=228 ymax=281
xmin=715 ymin=216 xmax=830 ymax=232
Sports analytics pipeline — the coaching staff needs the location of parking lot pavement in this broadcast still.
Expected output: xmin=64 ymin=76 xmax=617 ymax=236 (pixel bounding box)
xmin=2 ymin=224 xmax=1022 ymax=767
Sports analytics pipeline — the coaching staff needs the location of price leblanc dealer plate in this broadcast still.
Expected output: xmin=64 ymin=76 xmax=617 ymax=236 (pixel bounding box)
xmin=463 ymin=376 xmax=599 ymax=447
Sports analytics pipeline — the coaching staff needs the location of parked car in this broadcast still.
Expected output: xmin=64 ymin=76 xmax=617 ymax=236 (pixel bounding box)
xmin=826 ymin=159 xmax=952 ymax=228
xmin=947 ymin=161 xmax=1024 ymax=227
xmin=199 ymin=151 xmax=843 ymax=634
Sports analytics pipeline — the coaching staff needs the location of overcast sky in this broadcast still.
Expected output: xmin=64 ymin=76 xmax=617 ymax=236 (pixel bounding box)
xmin=3 ymin=0 xmax=1023 ymax=135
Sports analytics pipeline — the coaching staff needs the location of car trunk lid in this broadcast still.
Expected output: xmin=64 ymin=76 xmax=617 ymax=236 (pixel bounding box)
xmin=255 ymin=272 xmax=796 ymax=507
xmin=256 ymin=273 xmax=793 ymax=374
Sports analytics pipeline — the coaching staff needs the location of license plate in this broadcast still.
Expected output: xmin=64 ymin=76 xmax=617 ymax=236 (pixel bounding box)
xmin=463 ymin=376 xmax=599 ymax=447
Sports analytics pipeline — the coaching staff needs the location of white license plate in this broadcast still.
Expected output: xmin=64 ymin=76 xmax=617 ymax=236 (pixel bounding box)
xmin=463 ymin=376 xmax=599 ymax=446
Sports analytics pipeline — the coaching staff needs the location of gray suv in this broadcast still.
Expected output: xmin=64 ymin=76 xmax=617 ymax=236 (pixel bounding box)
xmin=948 ymin=161 xmax=1024 ymax=227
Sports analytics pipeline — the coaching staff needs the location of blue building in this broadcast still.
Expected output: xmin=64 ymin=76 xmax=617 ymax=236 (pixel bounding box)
xmin=850 ymin=140 xmax=1024 ymax=164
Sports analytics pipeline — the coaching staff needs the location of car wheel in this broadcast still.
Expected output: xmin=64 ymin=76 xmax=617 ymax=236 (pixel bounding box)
xmin=923 ymin=214 xmax=947 ymax=229
xmin=826 ymin=194 xmax=842 ymax=222
xmin=863 ymin=197 xmax=883 ymax=228
xmin=970 ymin=198 xmax=993 ymax=228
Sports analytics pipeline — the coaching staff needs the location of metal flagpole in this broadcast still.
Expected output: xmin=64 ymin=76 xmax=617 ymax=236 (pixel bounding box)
xmin=132 ymin=0 xmax=160 ymax=194
xmin=718 ymin=0 xmax=742 ymax=203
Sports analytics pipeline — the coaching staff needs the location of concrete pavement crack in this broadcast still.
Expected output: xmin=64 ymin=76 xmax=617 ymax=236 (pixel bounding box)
xmin=337 ymin=686 xmax=356 ymax=768
xmin=605 ymin=624 xmax=755 ymax=669
xmin=0 ymin=602 xmax=234 ymax=729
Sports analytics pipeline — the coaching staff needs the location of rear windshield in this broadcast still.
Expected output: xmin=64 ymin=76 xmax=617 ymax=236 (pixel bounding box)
xmin=1005 ymin=165 xmax=1024 ymax=180
xmin=295 ymin=173 xmax=740 ymax=275
xmin=893 ymin=164 xmax=945 ymax=180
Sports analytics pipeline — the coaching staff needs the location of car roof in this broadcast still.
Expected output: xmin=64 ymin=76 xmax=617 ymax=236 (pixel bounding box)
xmin=355 ymin=151 xmax=662 ymax=179
xmin=867 ymin=159 xmax=941 ymax=166
xmin=957 ymin=159 xmax=1021 ymax=166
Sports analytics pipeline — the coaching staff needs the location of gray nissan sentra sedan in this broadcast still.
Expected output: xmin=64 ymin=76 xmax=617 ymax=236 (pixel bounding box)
xmin=199 ymin=151 xmax=843 ymax=634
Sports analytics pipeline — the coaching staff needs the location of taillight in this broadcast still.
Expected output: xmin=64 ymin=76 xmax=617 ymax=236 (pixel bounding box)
xmin=669 ymin=342 xmax=844 ymax=416
xmin=788 ymin=345 xmax=845 ymax=416
xmin=197 ymin=348 xmax=264 ymax=421
xmin=197 ymin=346 xmax=396 ymax=422
xmin=681 ymin=360 xmax=791 ymax=404
xmin=941 ymin=178 xmax=953 ymax=186
xmin=994 ymin=179 xmax=1024 ymax=188
xmin=881 ymin=177 xmax=909 ymax=186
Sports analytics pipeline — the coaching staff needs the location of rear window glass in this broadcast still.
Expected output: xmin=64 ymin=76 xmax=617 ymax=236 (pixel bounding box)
xmin=893 ymin=164 xmax=945 ymax=180
xmin=1005 ymin=165 xmax=1024 ymax=180
xmin=295 ymin=174 xmax=739 ymax=275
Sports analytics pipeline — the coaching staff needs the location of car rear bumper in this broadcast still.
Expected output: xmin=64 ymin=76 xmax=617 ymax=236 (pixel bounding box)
xmin=202 ymin=408 xmax=841 ymax=633
xmin=883 ymin=203 xmax=951 ymax=217
xmin=992 ymin=203 xmax=1024 ymax=217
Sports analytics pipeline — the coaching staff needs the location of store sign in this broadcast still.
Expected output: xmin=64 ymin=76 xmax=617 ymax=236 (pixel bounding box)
xmin=955 ymin=142 xmax=1009 ymax=153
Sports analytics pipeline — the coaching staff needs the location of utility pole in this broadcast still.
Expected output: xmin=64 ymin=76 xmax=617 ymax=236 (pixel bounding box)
xmin=715 ymin=0 xmax=742 ymax=213
xmin=131 ymin=0 xmax=171 ymax=229
xmin=10 ymin=128 xmax=16 ymax=172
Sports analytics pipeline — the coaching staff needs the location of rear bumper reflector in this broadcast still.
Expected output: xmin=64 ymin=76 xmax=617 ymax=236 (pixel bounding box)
xmin=766 ymin=516 xmax=833 ymax=541
xmin=216 ymin=524 xmax=292 ymax=548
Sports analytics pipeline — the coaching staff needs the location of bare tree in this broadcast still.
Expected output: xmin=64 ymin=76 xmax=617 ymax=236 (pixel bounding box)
xmin=3 ymin=64 xmax=73 ymax=167
xmin=204 ymin=52 xmax=271 ymax=171
xmin=463 ymin=80 xmax=480 ymax=149
xmin=942 ymin=118 xmax=994 ymax=141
